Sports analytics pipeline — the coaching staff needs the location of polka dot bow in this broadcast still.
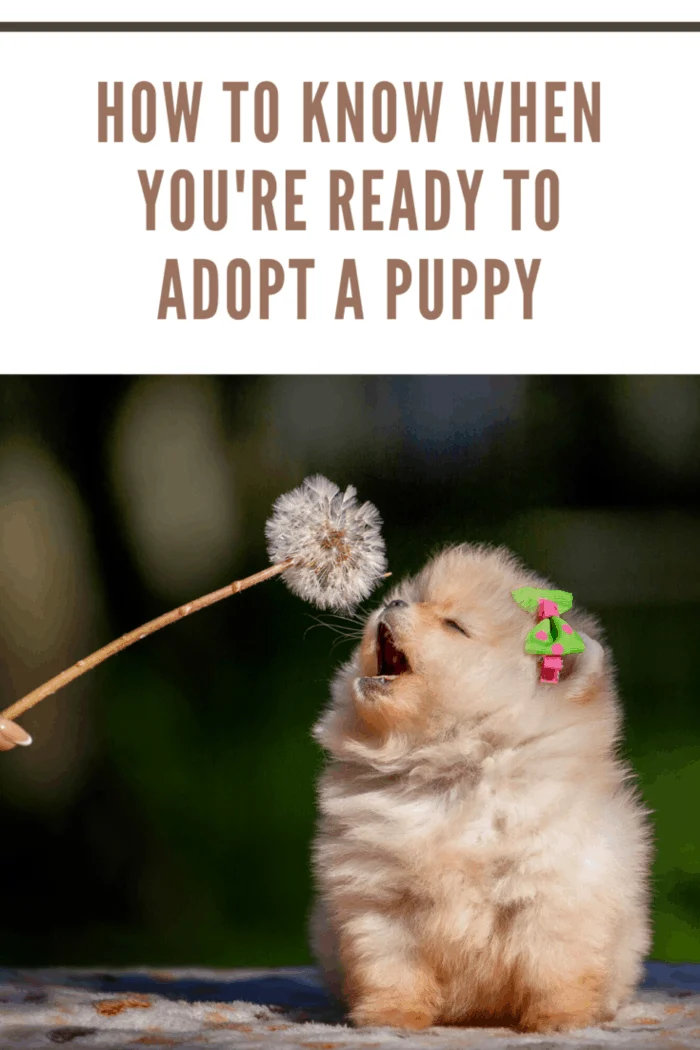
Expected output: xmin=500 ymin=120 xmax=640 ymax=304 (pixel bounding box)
xmin=511 ymin=587 xmax=585 ymax=684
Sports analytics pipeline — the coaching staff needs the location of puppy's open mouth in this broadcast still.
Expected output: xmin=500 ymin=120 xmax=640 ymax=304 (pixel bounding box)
xmin=374 ymin=622 xmax=411 ymax=678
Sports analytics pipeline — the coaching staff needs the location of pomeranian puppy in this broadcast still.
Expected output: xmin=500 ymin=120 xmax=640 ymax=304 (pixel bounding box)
xmin=310 ymin=544 xmax=651 ymax=1032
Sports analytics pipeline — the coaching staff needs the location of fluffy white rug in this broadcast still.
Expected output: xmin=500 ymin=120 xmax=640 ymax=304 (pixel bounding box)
xmin=0 ymin=962 xmax=698 ymax=1048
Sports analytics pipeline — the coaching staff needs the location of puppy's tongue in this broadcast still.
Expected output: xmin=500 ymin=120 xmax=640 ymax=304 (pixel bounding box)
xmin=377 ymin=623 xmax=410 ymax=677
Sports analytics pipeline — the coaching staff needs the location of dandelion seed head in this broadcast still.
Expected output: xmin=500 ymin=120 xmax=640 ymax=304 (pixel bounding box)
xmin=265 ymin=474 xmax=387 ymax=611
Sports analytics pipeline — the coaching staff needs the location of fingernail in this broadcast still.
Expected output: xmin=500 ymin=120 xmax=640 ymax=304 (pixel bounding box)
xmin=0 ymin=719 xmax=32 ymax=747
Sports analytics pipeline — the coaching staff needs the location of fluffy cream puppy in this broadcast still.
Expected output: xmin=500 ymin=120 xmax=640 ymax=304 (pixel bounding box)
xmin=310 ymin=544 xmax=651 ymax=1032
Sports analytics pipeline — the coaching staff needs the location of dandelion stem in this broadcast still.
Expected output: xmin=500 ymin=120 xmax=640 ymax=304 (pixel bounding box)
xmin=0 ymin=558 xmax=294 ymax=723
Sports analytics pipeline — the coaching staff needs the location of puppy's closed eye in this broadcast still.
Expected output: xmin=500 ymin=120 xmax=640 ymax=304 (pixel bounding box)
xmin=443 ymin=619 xmax=470 ymax=638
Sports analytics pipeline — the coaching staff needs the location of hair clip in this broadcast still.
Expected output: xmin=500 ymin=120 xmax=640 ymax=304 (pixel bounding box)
xmin=512 ymin=587 xmax=585 ymax=684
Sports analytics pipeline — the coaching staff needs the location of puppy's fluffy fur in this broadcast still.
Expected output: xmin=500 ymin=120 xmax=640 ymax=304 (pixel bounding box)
xmin=310 ymin=544 xmax=651 ymax=1032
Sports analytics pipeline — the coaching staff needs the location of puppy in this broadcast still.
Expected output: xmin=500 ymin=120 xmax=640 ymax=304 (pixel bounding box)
xmin=310 ymin=544 xmax=651 ymax=1032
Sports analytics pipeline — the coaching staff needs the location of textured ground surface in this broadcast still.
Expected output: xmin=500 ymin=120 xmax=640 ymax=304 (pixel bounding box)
xmin=0 ymin=963 xmax=699 ymax=1049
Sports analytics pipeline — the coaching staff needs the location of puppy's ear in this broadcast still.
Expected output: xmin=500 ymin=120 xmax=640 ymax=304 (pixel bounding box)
xmin=560 ymin=632 xmax=607 ymax=702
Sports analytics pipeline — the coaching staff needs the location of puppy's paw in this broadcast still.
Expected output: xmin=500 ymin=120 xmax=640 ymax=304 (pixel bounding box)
xmin=517 ymin=968 xmax=610 ymax=1033
xmin=517 ymin=1007 xmax=599 ymax=1033
xmin=351 ymin=1001 xmax=436 ymax=1030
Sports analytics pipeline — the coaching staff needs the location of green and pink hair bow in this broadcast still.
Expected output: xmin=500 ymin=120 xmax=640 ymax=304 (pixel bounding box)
xmin=511 ymin=587 xmax=585 ymax=684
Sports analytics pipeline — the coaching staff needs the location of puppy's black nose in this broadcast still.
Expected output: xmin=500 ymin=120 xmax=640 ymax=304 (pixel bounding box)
xmin=385 ymin=599 xmax=408 ymax=610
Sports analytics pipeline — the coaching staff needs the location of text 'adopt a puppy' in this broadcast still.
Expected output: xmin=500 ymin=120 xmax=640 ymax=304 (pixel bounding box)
xmin=98 ymin=80 xmax=600 ymax=323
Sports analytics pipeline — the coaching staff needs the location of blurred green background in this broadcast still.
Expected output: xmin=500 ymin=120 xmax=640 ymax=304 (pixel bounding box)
xmin=0 ymin=375 xmax=698 ymax=968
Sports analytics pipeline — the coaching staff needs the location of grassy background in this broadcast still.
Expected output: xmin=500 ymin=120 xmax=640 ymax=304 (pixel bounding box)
xmin=0 ymin=375 xmax=698 ymax=967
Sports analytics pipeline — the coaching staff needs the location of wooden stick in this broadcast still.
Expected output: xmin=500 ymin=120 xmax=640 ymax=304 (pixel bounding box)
xmin=0 ymin=559 xmax=294 ymax=723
